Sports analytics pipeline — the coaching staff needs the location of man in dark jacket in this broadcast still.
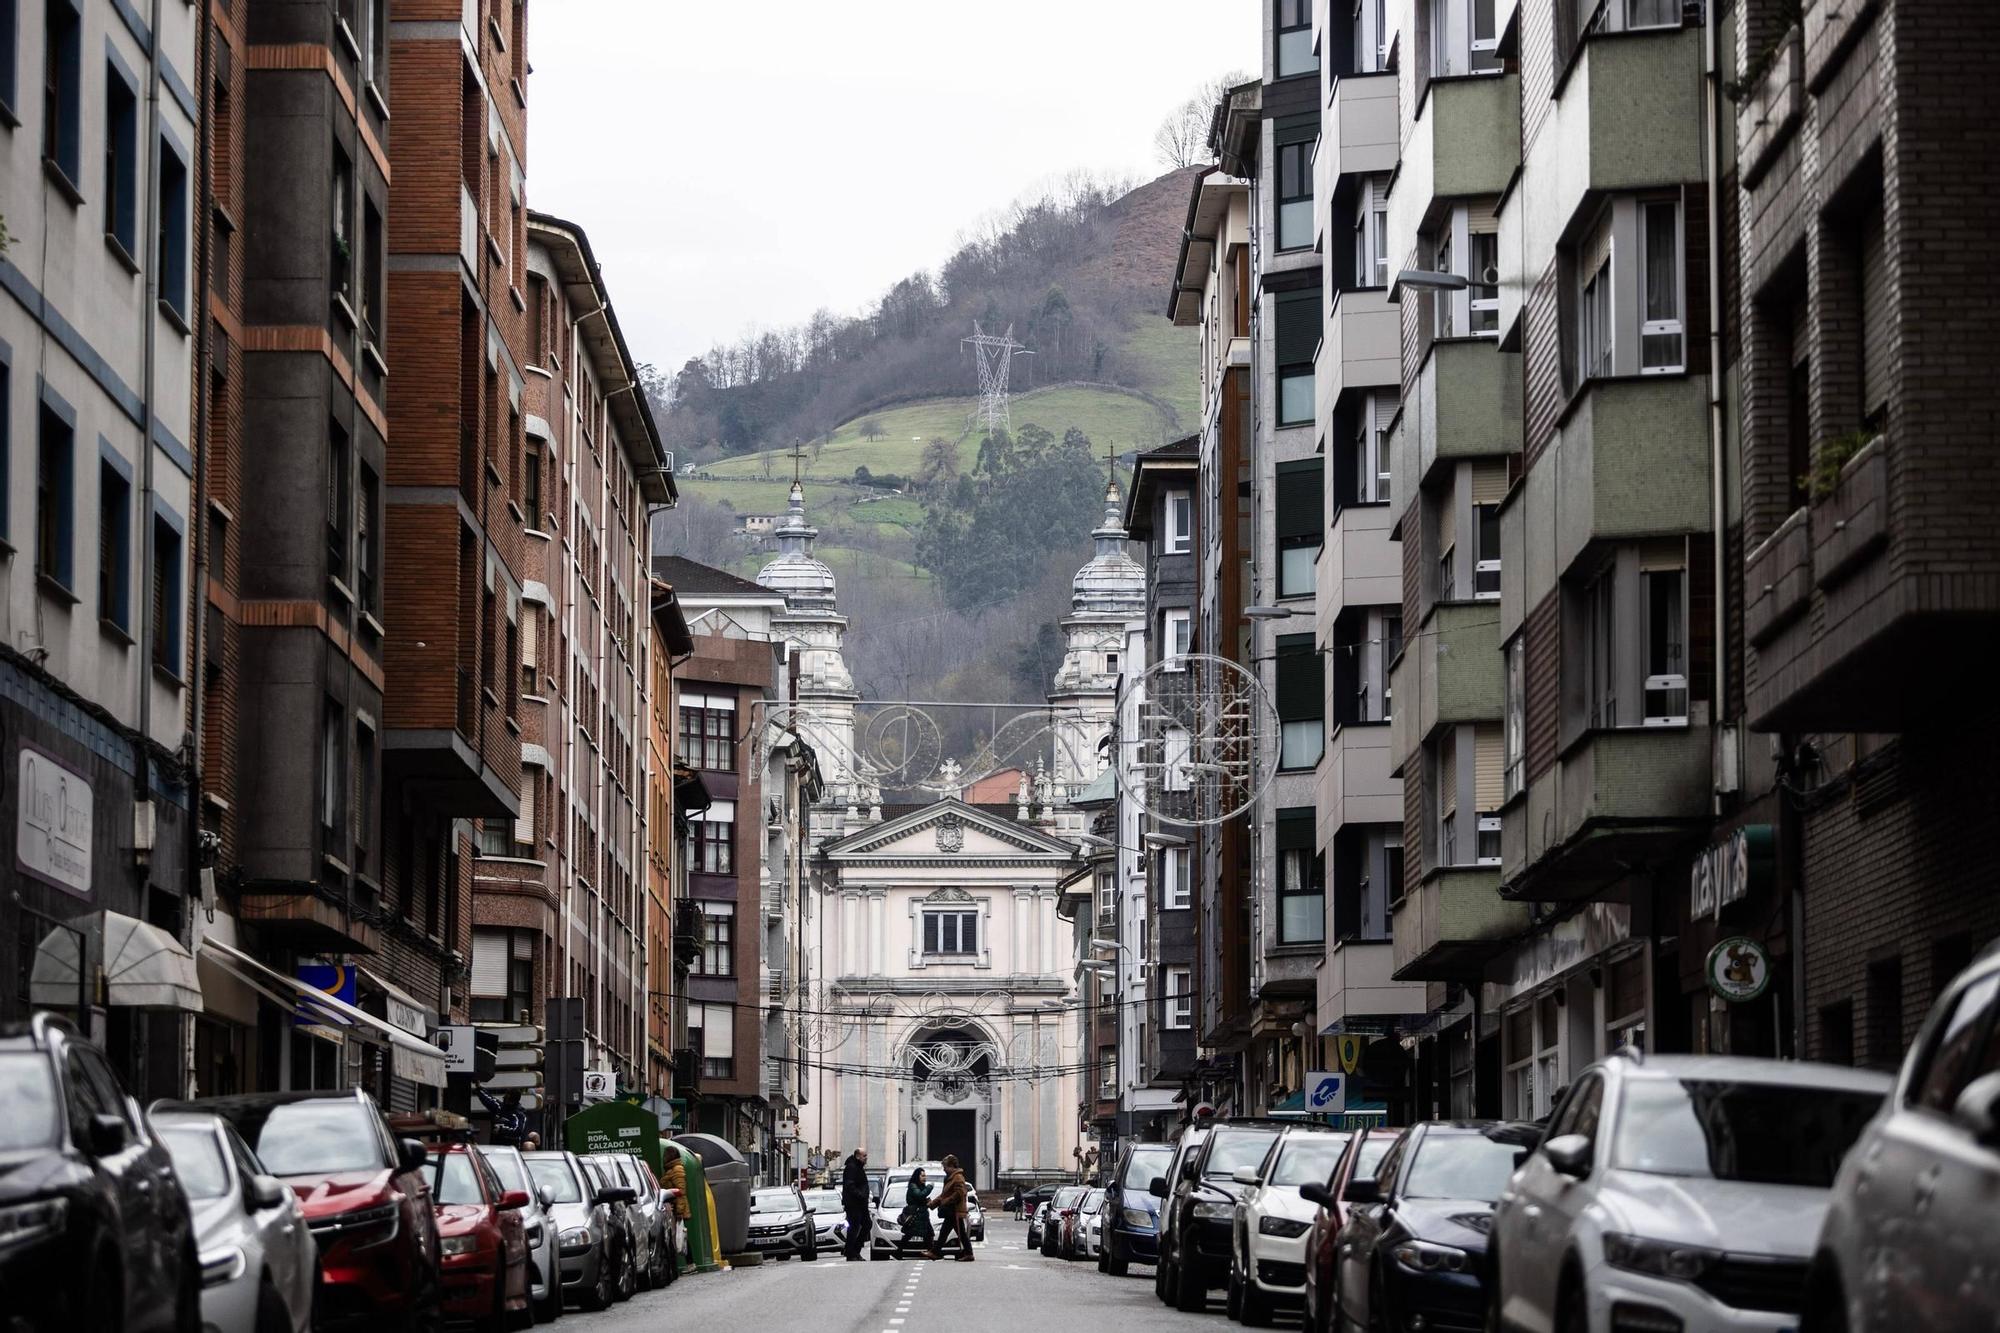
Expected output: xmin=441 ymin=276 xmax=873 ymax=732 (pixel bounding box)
xmin=840 ymin=1147 xmax=871 ymax=1260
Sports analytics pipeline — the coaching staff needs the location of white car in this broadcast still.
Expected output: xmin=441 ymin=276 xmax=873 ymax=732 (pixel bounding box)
xmin=871 ymin=1160 xmax=946 ymax=1259
xmin=1490 ymin=1052 xmax=1890 ymax=1333
xmin=1227 ymin=1124 xmax=1347 ymax=1325
xmin=152 ymin=1109 xmax=315 ymax=1333
xmin=1809 ymin=942 xmax=2000 ymax=1333
xmin=803 ymin=1186 xmax=845 ymax=1253
xmin=1077 ymin=1188 xmax=1107 ymax=1259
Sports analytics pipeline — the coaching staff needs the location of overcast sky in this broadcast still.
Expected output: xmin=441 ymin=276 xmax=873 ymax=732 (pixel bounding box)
xmin=527 ymin=1 xmax=1259 ymax=377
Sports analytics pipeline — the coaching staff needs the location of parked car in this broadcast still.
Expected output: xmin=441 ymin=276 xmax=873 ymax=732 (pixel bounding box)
xmin=479 ymin=1143 xmax=563 ymax=1322
xmin=1042 ymin=1184 xmax=1089 ymax=1258
xmin=577 ymin=1156 xmax=639 ymax=1300
xmin=1228 ymin=1122 xmax=1347 ymax=1325
xmin=965 ymin=1187 xmax=985 ymax=1241
xmin=1152 ymin=1124 xmax=1213 ymax=1305
xmin=803 ymin=1186 xmax=845 ymax=1252
xmin=1808 ymin=944 xmax=2000 ymax=1333
xmin=748 ymin=1184 xmax=820 ymax=1260
xmin=1332 ymin=1121 xmax=1522 ymax=1333
xmin=425 ymin=1142 xmax=531 ymax=1331
xmin=1158 ymin=1120 xmax=1283 ymax=1312
xmin=1102 ymin=1142 xmax=1174 ymax=1275
xmin=870 ymin=1159 xmax=946 ymax=1259
xmin=1016 ymin=1183 xmax=1058 ymax=1220
xmin=1074 ymin=1187 xmax=1108 ymax=1260
xmin=0 ymin=1015 xmax=202 ymax=1332
xmin=1300 ymin=1127 xmax=1400 ymax=1333
xmin=152 ymin=1107 xmax=315 ymax=1333
xmin=604 ymin=1152 xmax=673 ymax=1287
xmin=1027 ymin=1199 xmax=1051 ymax=1250
xmin=523 ymin=1149 xmax=620 ymax=1311
xmin=1059 ymin=1187 xmax=1102 ymax=1258
xmin=1490 ymin=1053 xmax=1888 ymax=1333
xmin=166 ymin=1089 xmax=441 ymax=1332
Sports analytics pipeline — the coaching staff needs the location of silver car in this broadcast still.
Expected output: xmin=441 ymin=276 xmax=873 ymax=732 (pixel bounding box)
xmin=525 ymin=1150 xmax=619 ymax=1311
xmin=152 ymin=1109 xmax=314 ymax=1333
xmin=607 ymin=1152 xmax=674 ymax=1287
xmin=479 ymin=1143 xmax=562 ymax=1322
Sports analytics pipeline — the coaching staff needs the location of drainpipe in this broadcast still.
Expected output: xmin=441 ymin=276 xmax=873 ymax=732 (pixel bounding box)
xmin=187 ymin=0 xmax=214 ymax=909
xmin=1704 ymin=0 xmax=1734 ymax=807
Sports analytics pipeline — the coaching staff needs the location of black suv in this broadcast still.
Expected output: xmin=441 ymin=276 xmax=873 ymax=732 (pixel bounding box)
xmin=0 ymin=1013 xmax=200 ymax=1331
xmin=1154 ymin=1120 xmax=1286 ymax=1312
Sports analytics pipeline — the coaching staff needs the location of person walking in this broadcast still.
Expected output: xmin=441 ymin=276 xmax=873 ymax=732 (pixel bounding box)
xmin=840 ymin=1147 xmax=871 ymax=1261
xmin=931 ymin=1155 xmax=974 ymax=1261
xmin=897 ymin=1167 xmax=937 ymax=1260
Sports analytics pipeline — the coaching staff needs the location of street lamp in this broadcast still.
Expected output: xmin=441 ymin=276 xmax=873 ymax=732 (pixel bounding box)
xmin=1142 ymin=831 xmax=1188 ymax=849
xmin=1393 ymin=267 xmax=1470 ymax=290
xmin=1243 ymin=605 xmax=1299 ymax=620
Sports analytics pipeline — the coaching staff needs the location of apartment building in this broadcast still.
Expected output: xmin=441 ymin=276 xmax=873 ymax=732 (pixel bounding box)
xmin=1 ymin=0 xmax=201 ymax=1100
xmin=464 ymin=211 xmax=671 ymax=1107
xmin=645 ymin=577 xmax=693 ymax=1101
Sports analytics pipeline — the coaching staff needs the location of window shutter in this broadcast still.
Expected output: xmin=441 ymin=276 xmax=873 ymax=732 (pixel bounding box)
xmin=513 ymin=931 xmax=533 ymax=960
xmin=1579 ymin=214 xmax=1612 ymax=281
xmin=1439 ymin=734 xmax=1459 ymax=818
xmin=703 ymin=1003 xmax=733 ymax=1055
xmin=1274 ymin=113 xmax=1319 ymax=148
xmin=1274 ymin=635 xmax=1323 ymax=721
xmin=1277 ymin=807 xmax=1315 ymax=851
xmin=522 ymin=609 xmax=537 ymax=664
xmin=1275 ymin=290 xmax=1323 ymax=367
xmin=471 ymin=929 xmax=509 ymax=996
xmin=1276 ymin=458 xmax=1324 ymax=540
xmin=515 ymin=776 xmax=536 ymax=845
xmin=1470 ymin=458 xmax=1508 ymax=505
xmin=1474 ymin=723 xmax=1504 ymax=812
xmin=1465 ymin=201 xmax=1499 ymax=235
xmin=1860 ymin=209 xmax=1891 ymax=420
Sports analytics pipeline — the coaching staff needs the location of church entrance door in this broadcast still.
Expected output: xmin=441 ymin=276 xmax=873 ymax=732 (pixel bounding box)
xmin=925 ymin=1109 xmax=978 ymax=1188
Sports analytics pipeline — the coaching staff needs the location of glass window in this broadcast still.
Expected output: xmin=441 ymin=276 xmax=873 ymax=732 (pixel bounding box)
xmin=1470 ymin=231 xmax=1499 ymax=334
xmin=431 ymin=1151 xmax=485 ymax=1205
xmin=1125 ymin=1146 xmax=1173 ymax=1188
xmin=159 ymin=1125 xmax=232 ymax=1200
xmin=1641 ymin=567 xmax=1687 ymax=724
xmin=1269 ymin=1135 xmax=1347 ymax=1187
xmin=695 ymin=900 xmax=735 ymax=976
xmin=694 ymin=800 xmax=735 ymax=874
xmin=1913 ymin=974 xmax=2000 ymax=1114
xmin=230 ymin=1099 xmax=383 ymax=1175
xmin=922 ymin=909 xmax=980 ymax=956
xmin=1278 ymin=137 xmax=1315 ymax=252
xmin=1278 ymin=846 xmax=1325 ymax=944
xmin=35 ymin=401 xmax=74 ymax=589
xmin=1402 ymin=1131 xmax=1521 ymax=1201
xmin=1164 ymin=492 xmax=1193 ymax=554
xmin=1503 ymin=636 xmax=1526 ymax=798
xmin=1641 ymin=201 xmax=1684 ymax=372
xmin=1349 ymin=1135 xmax=1395 ymax=1185
xmin=1163 ymin=846 xmax=1192 ymax=910
xmin=1164 ymin=966 xmax=1194 ymax=1029
xmin=1205 ymin=1128 xmax=1282 ymax=1178
xmin=1611 ymin=1079 xmax=1886 ymax=1186
xmin=526 ymin=1155 xmax=583 ymax=1204
xmin=1276 ymin=0 xmax=1317 ymax=77
xmin=43 ymin=0 xmax=81 ymax=179
xmin=105 ymin=59 xmax=139 ymax=254
xmin=157 ymin=134 xmax=190 ymax=321
xmin=0 ymin=1054 xmax=61 ymax=1152
xmin=1474 ymin=503 xmax=1501 ymax=599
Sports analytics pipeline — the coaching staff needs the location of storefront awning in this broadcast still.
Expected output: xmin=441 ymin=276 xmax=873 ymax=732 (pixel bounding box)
xmin=198 ymin=938 xmax=449 ymax=1088
xmin=30 ymin=912 xmax=203 ymax=1012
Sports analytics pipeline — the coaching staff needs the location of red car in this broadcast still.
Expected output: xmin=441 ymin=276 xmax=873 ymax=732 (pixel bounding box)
xmin=425 ymin=1142 xmax=531 ymax=1331
xmin=1299 ymin=1127 xmax=1401 ymax=1333
xmin=165 ymin=1089 xmax=442 ymax=1332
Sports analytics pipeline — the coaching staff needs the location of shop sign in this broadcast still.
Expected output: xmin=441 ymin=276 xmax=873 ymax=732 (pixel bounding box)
xmin=1705 ymin=936 xmax=1772 ymax=1003
xmin=1335 ymin=1035 xmax=1366 ymax=1075
xmin=385 ymin=996 xmax=428 ymax=1036
xmin=1690 ymin=825 xmax=1773 ymax=922
xmin=17 ymin=746 xmax=93 ymax=898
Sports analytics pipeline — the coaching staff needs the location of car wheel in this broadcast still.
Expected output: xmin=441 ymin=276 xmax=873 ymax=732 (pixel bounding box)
xmin=616 ymin=1246 xmax=637 ymax=1302
xmin=805 ymin=1238 xmax=819 ymax=1262
xmin=1156 ymin=1255 xmax=1172 ymax=1303
xmin=1106 ymin=1235 xmax=1130 ymax=1278
xmin=538 ymin=1275 xmax=563 ymax=1324
xmin=583 ymin=1253 xmax=611 ymax=1312
xmin=252 ymin=1273 xmax=291 ymax=1333
xmin=1174 ymin=1249 xmax=1206 ymax=1313
xmin=1557 ymin=1277 xmax=1590 ymax=1333
xmin=86 ymin=1246 xmax=124 ymax=1333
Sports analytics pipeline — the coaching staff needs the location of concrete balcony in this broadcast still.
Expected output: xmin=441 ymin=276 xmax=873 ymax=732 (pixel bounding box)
xmin=1412 ymin=339 xmax=1522 ymax=490
xmin=1499 ymin=725 xmax=1711 ymax=904
xmin=1325 ymin=287 xmax=1401 ymax=394
xmin=1391 ymin=868 xmax=1525 ymax=981
xmin=1328 ymin=72 xmax=1399 ymax=178
xmin=1546 ymin=375 xmax=1711 ymax=577
xmin=236 ymin=889 xmax=382 ymax=956
xmin=1314 ymin=723 xmax=1398 ymax=852
xmin=1397 ymin=73 xmax=1520 ymax=227
xmin=1392 ymin=602 xmax=1503 ymax=767
xmin=1319 ymin=501 xmax=1399 ymax=627
xmin=1316 ymin=938 xmax=1428 ymax=1032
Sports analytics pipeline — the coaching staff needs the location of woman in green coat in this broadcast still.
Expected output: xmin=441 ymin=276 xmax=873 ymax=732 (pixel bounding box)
xmin=897 ymin=1167 xmax=938 ymax=1259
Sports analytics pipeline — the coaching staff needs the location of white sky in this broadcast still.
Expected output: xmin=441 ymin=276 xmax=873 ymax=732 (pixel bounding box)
xmin=527 ymin=0 xmax=1260 ymax=377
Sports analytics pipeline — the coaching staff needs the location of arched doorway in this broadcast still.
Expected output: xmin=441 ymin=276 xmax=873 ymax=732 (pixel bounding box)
xmin=906 ymin=1023 xmax=997 ymax=1188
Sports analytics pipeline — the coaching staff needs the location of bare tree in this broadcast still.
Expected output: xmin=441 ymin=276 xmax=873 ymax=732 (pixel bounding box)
xmin=759 ymin=450 xmax=777 ymax=479
xmin=1153 ymin=72 xmax=1251 ymax=171
xmin=810 ymin=433 xmax=830 ymax=462
xmin=856 ymin=417 xmax=887 ymax=442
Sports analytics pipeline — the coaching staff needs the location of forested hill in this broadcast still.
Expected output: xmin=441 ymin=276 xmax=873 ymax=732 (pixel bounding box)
xmin=646 ymin=168 xmax=1203 ymax=460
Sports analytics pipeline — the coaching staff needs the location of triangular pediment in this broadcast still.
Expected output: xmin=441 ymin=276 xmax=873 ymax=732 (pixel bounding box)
xmin=822 ymin=798 xmax=1078 ymax=860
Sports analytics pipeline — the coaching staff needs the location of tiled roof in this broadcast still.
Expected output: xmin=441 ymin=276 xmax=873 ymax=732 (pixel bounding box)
xmin=651 ymin=556 xmax=779 ymax=600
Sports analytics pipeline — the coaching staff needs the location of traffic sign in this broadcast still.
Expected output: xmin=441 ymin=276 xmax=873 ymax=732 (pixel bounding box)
xmin=435 ymin=1025 xmax=477 ymax=1075
xmin=494 ymin=1046 xmax=544 ymax=1068
xmin=478 ymin=1024 xmax=542 ymax=1045
xmin=1304 ymin=1071 xmax=1347 ymax=1114
xmin=481 ymin=1070 xmax=543 ymax=1091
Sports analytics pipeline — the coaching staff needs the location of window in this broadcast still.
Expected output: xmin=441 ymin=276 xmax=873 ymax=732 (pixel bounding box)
xmin=922 ymin=909 xmax=979 ymax=958
xmin=1164 ymin=966 xmax=1193 ymax=1030
xmin=0 ymin=0 xmax=16 ymax=117
xmin=1353 ymin=176 xmax=1390 ymax=288
xmin=366 ymin=0 xmax=389 ymax=93
xmin=1162 ymin=845 xmax=1192 ymax=910
xmin=1573 ymin=544 xmax=1689 ymax=732
xmin=327 ymin=420 xmax=350 ymax=581
xmin=1867 ymin=956 xmax=1904 ymax=1072
xmin=152 ymin=509 xmax=184 ymax=675
xmin=1277 ymin=813 xmax=1324 ymax=944
xmin=1163 ymin=490 xmax=1193 ymax=555
xmin=693 ymin=799 xmax=734 ymax=875
xmin=1434 ymin=732 xmax=1459 ymax=865
xmin=678 ymin=693 xmax=736 ymax=771
xmin=1470 ymin=231 xmax=1499 ymax=334
xmin=104 ymin=57 xmax=138 ymax=256
xmin=1569 ymin=198 xmax=1686 ymax=387
xmin=35 ymin=397 xmax=73 ymax=591
xmin=1428 ymin=0 xmax=1501 ymax=78
xmin=1912 ymin=973 xmax=2000 ymax=1115
xmin=1275 ymin=291 xmax=1320 ymax=427
xmin=331 ymin=146 xmax=353 ymax=302
xmin=470 ymin=930 xmax=533 ymax=1024
xmin=523 ymin=444 xmax=542 ymax=522
xmin=361 ymin=198 xmax=385 ymax=339
xmin=1503 ymin=636 xmax=1525 ymax=799
xmin=1095 ymin=869 xmax=1116 ymax=923
xmin=320 ymin=699 xmax=345 ymax=836
xmin=1276 ymin=0 xmax=1316 ymax=77
xmin=1431 ymin=205 xmax=1500 ymax=340
xmin=1477 ymin=813 xmax=1502 ymax=865
xmin=1474 ymin=502 xmax=1501 ymax=598
xmin=693 ymin=1003 xmax=734 ymax=1079
xmin=1276 ymin=458 xmax=1323 ymax=599
xmin=1276 ymin=123 xmax=1316 ymax=252
xmin=1275 ymin=634 xmax=1324 ymax=770
xmin=1163 ymin=726 xmax=1192 ymax=792
xmin=355 ymin=718 xmax=377 ymax=862
xmin=98 ymin=456 xmax=131 ymax=630
xmin=43 ymin=0 xmax=80 ymax=183
xmin=1640 ymin=200 xmax=1684 ymax=372
xmin=1162 ymin=608 xmax=1192 ymax=663
xmin=1099 ymin=1049 xmax=1118 ymax=1098
xmin=1353 ymin=0 xmax=1389 ymax=73
xmin=1434 ymin=226 xmax=1456 ymax=339
xmin=1350 ymin=390 xmax=1394 ymax=506
xmin=356 ymin=463 xmax=379 ymax=613
xmin=1617 ymin=0 xmax=1682 ymax=30
xmin=1641 ymin=566 xmax=1687 ymax=724
xmin=694 ymin=901 xmax=735 ymax=976
xmin=0 ymin=352 xmax=10 ymax=544
xmin=1585 ymin=566 xmax=1618 ymax=729
xmin=1337 ymin=607 xmax=1399 ymax=724
xmin=156 ymin=134 xmax=190 ymax=322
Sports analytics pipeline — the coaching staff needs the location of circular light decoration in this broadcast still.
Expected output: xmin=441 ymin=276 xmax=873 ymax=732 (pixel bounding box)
xmin=1114 ymin=653 xmax=1280 ymax=826
xmin=855 ymin=703 xmax=944 ymax=789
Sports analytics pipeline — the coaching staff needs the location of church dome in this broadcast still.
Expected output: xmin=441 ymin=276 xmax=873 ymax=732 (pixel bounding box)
xmin=756 ymin=481 xmax=838 ymax=605
xmin=1070 ymin=479 xmax=1144 ymax=614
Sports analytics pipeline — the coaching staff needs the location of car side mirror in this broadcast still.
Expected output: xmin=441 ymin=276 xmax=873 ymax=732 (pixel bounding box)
xmin=1147 ymin=1176 xmax=1168 ymax=1199
xmin=1181 ymin=1157 xmax=1202 ymax=1182
xmin=1341 ymin=1177 xmax=1381 ymax=1206
xmin=1298 ymin=1182 xmax=1334 ymax=1209
xmin=248 ymin=1174 xmax=288 ymax=1211
xmin=396 ymin=1138 xmax=429 ymax=1174
xmin=539 ymin=1187 xmax=556 ymax=1210
xmin=1232 ymin=1168 xmax=1260 ymax=1187
xmin=1953 ymin=1071 xmax=2000 ymax=1148
xmin=87 ymin=1113 xmax=129 ymax=1156
xmin=500 ymin=1189 xmax=531 ymax=1211
xmin=1543 ymin=1133 xmax=1593 ymax=1178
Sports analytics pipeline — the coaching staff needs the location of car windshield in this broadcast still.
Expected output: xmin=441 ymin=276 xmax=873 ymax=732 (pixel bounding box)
xmin=1267 ymin=1134 xmax=1346 ymax=1187
xmin=1611 ymin=1079 xmax=1885 ymax=1186
xmin=0 ymin=1055 xmax=60 ymax=1152
xmin=481 ymin=1149 xmax=529 ymax=1194
xmin=1054 ymin=1186 xmax=1086 ymax=1208
xmin=1401 ymin=1132 xmax=1521 ymax=1202
xmin=232 ymin=1099 xmax=382 ymax=1176
xmin=752 ymin=1189 xmax=801 ymax=1213
xmin=431 ymin=1151 xmax=486 ymax=1206
xmin=1351 ymin=1137 xmax=1395 ymax=1183
xmin=158 ymin=1124 xmax=231 ymax=1200
xmin=1204 ymin=1129 xmax=1281 ymax=1178
xmin=1123 ymin=1147 xmax=1172 ymax=1188
xmin=803 ymin=1189 xmax=842 ymax=1212
xmin=1081 ymin=1189 xmax=1104 ymax=1211
xmin=526 ymin=1156 xmax=583 ymax=1204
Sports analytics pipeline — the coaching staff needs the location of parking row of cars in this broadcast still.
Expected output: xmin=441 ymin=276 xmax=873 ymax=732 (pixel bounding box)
xmin=0 ymin=1011 xmax=685 ymax=1333
xmin=1045 ymin=941 xmax=2000 ymax=1333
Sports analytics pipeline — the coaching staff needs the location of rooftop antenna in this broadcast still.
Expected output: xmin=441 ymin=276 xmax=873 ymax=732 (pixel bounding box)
xmin=962 ymin=322 xmax=1032 ymax=435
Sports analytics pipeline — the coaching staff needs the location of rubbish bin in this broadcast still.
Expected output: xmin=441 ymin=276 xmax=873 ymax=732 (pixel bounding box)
xmin=672 ymin=1132 xmax=751 ymax=1257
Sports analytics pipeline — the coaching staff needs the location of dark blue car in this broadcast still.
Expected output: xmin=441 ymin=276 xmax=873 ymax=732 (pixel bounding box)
xmin=1100 ymin=1141 xmax=1175 ymax=1275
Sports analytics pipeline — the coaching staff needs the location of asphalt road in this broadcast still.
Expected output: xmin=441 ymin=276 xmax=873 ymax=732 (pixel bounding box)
xmin=576 ymin=1216 xmax=1267 ymax=1332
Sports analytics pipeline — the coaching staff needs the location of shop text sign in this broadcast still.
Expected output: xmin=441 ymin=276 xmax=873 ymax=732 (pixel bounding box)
xmin=17 ymin=746 xmax=93 ymax=898
xmin=1690 ymin=825 xmax=1773 ymax=922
